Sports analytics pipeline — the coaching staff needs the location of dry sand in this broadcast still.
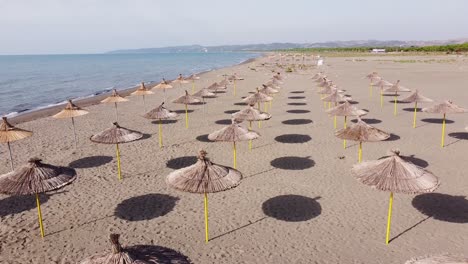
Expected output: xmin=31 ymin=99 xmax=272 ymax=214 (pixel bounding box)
xmin=0 ymin=54 xmax=467 ymax=263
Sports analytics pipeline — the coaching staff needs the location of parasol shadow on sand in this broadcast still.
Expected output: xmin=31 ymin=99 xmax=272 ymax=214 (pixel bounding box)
xmin=69 ymin=155 xmax=113 ymax=169
xmin=445 ymin=132 xmax=468 ymax=147
xmin=412 ymin=193 xmax=468 ymax=223
xmin=270 ymin=156 xmax=315 ymax=170
xmin=0 ymin=193 xmax=50 ymax=217
xmin=288 ymin=102 xmax=307 ymax=106
xmin=215 ymin=119 xmax=232 ymax=125
xmin=80 ymin=234 xmax=192 ymax=264
xmin=166 ymin=150 xmax=242 ymax=243
xmin=52 ymin=99 xmax=89 ymax=148
xmin=282 ymin=119 xmax=313 ymax=125
xmin=0 ymin=117 xmax=33 ymax=170
xmin=262 ymin=195 xmax=321 ymax=222
xmin=166 ymin=156 xmax=197 ymax=169
xmin=352 ymin=150 xmax=440 ymax=244
xmin=114 ymin=194 xmax=179 ymax=221
xmin=0 ymin=158 xmax=76 ymax=237
xmin=286 ymin=109 xmax=310 ymax=114
xmin=224 ymin=110 xmax=240 ymax=114
xmin=90 ymin=122 xmax=143 ymax=181
xmin=195 ymin=134 xmax=212 ymax=143
xmin=274 ymin=134 xmax=311 ymax=144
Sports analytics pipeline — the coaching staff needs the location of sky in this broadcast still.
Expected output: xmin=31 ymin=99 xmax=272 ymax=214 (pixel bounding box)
xmin=1 ymin=0 xmax=468 ymax=55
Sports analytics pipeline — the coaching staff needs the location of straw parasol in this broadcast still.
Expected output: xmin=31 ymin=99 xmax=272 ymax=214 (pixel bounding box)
xmin=322 ymin=90 xmax=352 ymax=127
xmin=166 ymin=150 xmax=242 ymax=243
xmin=172 ymin=90 xmax=201 ymax=129
xmin=100 ymin=89 xmax=129 ymax=122
xmin=152 ymin=78 xmax=173 ymax=102
xmin=405 ymin=254 xmax=468 ymax=264
xmin=90 ymin=122 xmax=143 ymax=180
xmin=186 ymin=74 xmax=200 ymax=93
xmin=352 ymin=149 xmax=440 ymax=244
xmin=0 ymin=117 xmax=33 ymax=170
xmin=335 ymin=117 xmax=390 ymax=162
xmin=242 ymin=88 xmax=273 ymax=112
xmin=171 ymin=74 xmax=190 ymax=89
xmin=422 ymin=100 xmax=468 ymax=147
xmin=326 ymin=101 xmax=367 ymax=148
xmin=208 ymin=119 xmax=259 ymax=168
xmin=80 ymin=233 xmax=191 ymax=263
xmin=206 ymin=82 xmax=226 ymax=93
xmin=53 ymin=100 xmax=89 ymax=148
xmin=400 ymin=89 xmax=434 ymax=128
xmin=227 ymin=74 xmax=243 ymax=96
xmin=259 ymin=84 xmax=279 ymax=111
xmin=0 ymin=158 xmax=76 ymax=237
xmin=131 ymin=82 xmax=154 ymax=112
xmin=143 ymin=102 xmax=178 ymax=148
xmin=384 ymin=80 xmax=411 ymax=116
xmin=232 ymin=105 xmax=271 ymax=150
xmin=372 ymin=79 xmax=393 ymax=108
xmin=365 ymin=72 xmax=381 ymax=97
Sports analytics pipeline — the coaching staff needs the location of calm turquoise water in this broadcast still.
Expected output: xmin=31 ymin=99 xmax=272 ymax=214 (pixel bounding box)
xmin=0 ymin=52 xmax=259 ymax=116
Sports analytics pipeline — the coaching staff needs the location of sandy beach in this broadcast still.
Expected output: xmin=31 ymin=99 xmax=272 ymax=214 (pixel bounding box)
xmin=0 ymin=54 xmax=467 ymax=263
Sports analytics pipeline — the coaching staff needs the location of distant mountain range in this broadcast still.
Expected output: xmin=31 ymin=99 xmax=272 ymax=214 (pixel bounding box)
xmin=107 ymin=38 xmax=468 ymax=54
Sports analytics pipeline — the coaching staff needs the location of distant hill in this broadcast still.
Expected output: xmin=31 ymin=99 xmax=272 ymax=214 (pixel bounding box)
xmin=107 ymin=38 xmax=468 ymax=54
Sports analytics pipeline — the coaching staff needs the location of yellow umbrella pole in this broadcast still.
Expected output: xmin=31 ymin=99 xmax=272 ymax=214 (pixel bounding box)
xmin=185 ymin=104 xmax=189 ymax=129
xmin=204 ymin=192 xmax=209 ymax=243
xmin=343 ymin=116 xmax=347 ymax=149
xmin=393 ymin=94 xmax=397 ymax=116
xmin=7 ymin=142 xmax=14 ymax=171
xmin=233 ymin=142 xmax=237 ymax=169
xmin=369 ymin=84 xmax=373 ymax=97
xmin=334 ymin=115 xmax=337 ymax=129
xmin=249 ymin=121 xmax=252 ymax=150
xmin=328 ymin=102 xmax=331 ymax=109
xmin=385 ymin=192 xmax=394 ymax=245
xmin=380 ymin=89 xmax=384 ymax=109
xmin=413 ymin=102 xmax=418 ymax=128
xmin=264 ymin=102 xmax=268 ymax=112
xmin=116 ymin=143 xmax=122 ymax=181
xmin=114 ymin=102 xmax=119 ymax=122
xmin=441 ymin=114 xmax=446 ymax=147
xmin=158 ymin=119 xmax=163 ymax=148
xmin=358 ymin=142 xmax=362 ymax=163
xmin=258 ymin=102 xmax=262 ymax=128
xmin=35 ymin=193 xmax=45 ymax=238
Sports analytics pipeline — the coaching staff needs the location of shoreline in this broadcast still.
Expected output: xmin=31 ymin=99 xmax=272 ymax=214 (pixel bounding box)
xmin=6 ymin=55 xmax=262 ymax=124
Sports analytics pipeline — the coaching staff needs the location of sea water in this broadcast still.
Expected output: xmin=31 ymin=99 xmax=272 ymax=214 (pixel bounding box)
xmin=0 ymin=52 xmax=259 ymax=116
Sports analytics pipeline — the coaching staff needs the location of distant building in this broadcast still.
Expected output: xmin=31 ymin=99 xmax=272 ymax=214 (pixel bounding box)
xmin=371 ymin=49 xmax=386 ymax=53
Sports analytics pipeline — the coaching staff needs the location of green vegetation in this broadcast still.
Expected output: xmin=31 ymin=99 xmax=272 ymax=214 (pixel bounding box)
xmin=279 ymin=43 xmax=468 ymax=53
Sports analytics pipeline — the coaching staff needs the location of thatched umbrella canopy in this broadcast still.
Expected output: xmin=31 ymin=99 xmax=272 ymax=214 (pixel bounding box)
xmin=384 ymin=80 xmax=411 ymax=116
xmin=322 ymin=90 xmax=352 ymax=128
xmin=100 ymin=89 xmax=129 ymax=122
xmin=352 ymin=149 xmax=440 ymax=244
xmin=422 ymin=100 xmax=468 ymax=147
xmin=372 ymin=79 xmax=393 ymax=108
xmin=172 ymin=90 xmax=201 ymax=129
xmin=152 ymin=78 xmax=173 ymax=102
xmin=405 ymin=254 xmax=468 ymax=264
xmin=259 ymin=84 xmax=279 ymax=95
xmin=0 ymin=158 xmax=76 ymax=237
xmin=0 ymin=117 xmax=33 ymax=170
xmin=335 ymin=117 xmax=390 ymax=162
xmin=193 ymin=88 xmax=216 ymax=99
xmin=53 ymin=100 xmax=89 ymax=148
xmin=266 ymin=78 xmax=282 ymax=88
xmin=232 ymin=105 xmax=270 ymax=150
xmin=143 ymin=102 xmax=178 ymax=148
xmin=171 ymin=73 xmax=190 ymax=89
xmin=166 ymin=150 xmax=241 ymax=243
xmin=206 ymin=82 xmax=226 ymax=93
xmin=131 ymin=82 xmax=154 ymax=112
xmin=208 ymin=120 xmax=259 ymax=168
xmin=81 ymin=233 xmax=191 ymax=263
xmin=242 ymin=88 xmax=273 ymax=108
xmin=401 ymin=89 xmax=434 ymax=128
xmin=227 ymin=74 xmax=243 ymax=96
xmin=90 ymin=122 xmax=143 ymax=180
xmin=327 ymin=101 xmax=367 ymax=148
xmin=366 ymin=72 xmax=382 ymax=97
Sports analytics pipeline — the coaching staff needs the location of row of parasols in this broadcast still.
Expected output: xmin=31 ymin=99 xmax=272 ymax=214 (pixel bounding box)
xmin=0 ymin=72 xmax=282 ymax=242
xmin=311 ymin=70 xmax=467 ymax=247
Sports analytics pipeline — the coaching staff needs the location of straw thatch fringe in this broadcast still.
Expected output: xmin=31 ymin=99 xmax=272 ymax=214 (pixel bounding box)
xmin=242 ymin=90 xmax=272 ymax=105
xmin=384 ymin=80 xmax=411 ymax=93
xmin=0 ymin=117 xmax=33 ymax=143
xmin=0 ymin=158 xmax=76 ymax=195
xmin=143 ymin=102 xmax=178 ymax=120
xmin=232 ymin=105 xmax=271 ymax=122
xmin=400 ymin=89 xmax=434 ymax=103
xmin=352 ymin=150 xmax=440 ymax=194
xmin=422 ymin=100 xmax=468 ymax=114
xmin=152 ymin=79 xmax=173 ymax=90
xmin=326 ymin=101 xmax=367 ymax=117
xmin=166 ymin=150 xmax=242 ymax=193
xmin=335 ymin=117 xmax=390 ymax=142
xmin=208 ymin=121 xmax=260 ymax=142
xmin=172 ymin=90 xmax=201 ymax=104
xmin=131 ymin=83 xmax=154 ymax=96
xmin=90 ymin=122 xmax=143 ymax=144
xmin=53 ymin=100 xmax=89 ymax=119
